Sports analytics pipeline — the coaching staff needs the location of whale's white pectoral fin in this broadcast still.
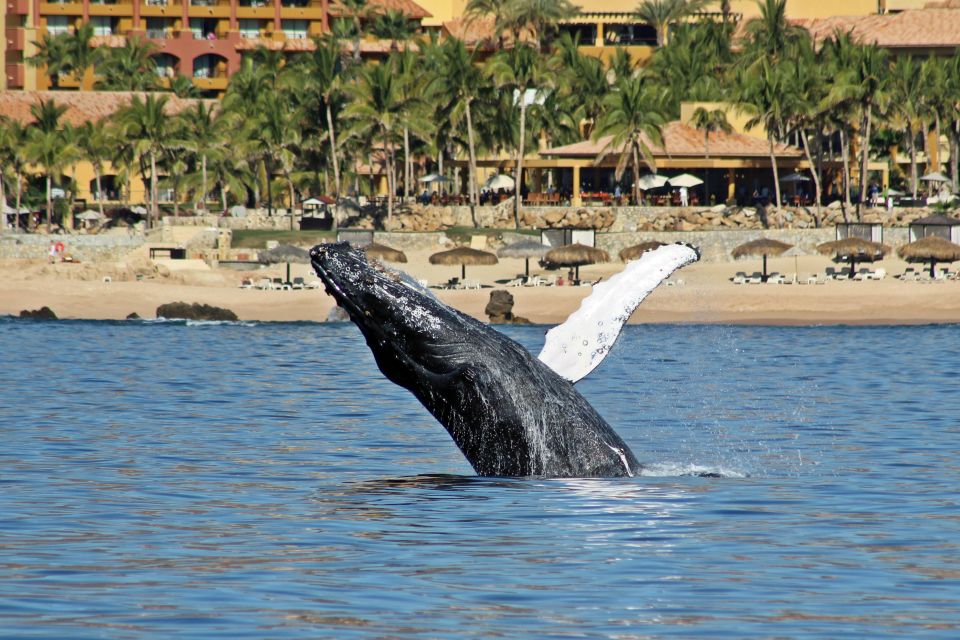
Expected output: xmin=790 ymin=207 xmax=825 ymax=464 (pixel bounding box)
xmin=537 ymin=243 xmax=700 ymax=383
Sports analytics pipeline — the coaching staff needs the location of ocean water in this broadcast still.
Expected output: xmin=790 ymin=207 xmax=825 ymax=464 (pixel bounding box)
xmin=2 ymin=318 xmax=959 ymax=639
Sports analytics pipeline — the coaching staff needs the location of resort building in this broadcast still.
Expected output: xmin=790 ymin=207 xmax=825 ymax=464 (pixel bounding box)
xmin=0 ymin=90 xmax=207 ymax=206
xmin=2 ymin=0 xmax=431 ymax=92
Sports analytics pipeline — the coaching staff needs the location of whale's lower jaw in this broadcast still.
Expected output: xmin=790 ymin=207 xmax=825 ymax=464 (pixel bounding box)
xmin=310 ymin=242 xmax=641 ymax=478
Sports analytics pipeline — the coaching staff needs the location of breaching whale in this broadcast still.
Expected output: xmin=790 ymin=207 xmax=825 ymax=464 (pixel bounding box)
xmin=310 ymin=242 xmax=698 ymax=477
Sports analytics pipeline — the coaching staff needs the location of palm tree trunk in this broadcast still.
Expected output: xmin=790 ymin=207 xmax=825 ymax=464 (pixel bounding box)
xmin=951 ymin=121 xmax=959 ymax=193
xmin=0 ymin=170 xmax=6 ymax=231
xmin=383 ymin=130 xmax=394 ymax=222
xmin=288 ymin=177 xmax=296 ymax=230
xmin=326 ymin=102 xmax=341 ymax=198
xmin=514 ymin=100 xmax=527 ymax=229
xmin=15 ymin=170 xmax=23 ymax=230
xmin=800 ymin=130 xmax=821 ymax=219
xmin=220 ymin=182 xmax=227 ymax=211
xmin=403 ymin=127 xmax=410 ymax=199
xmin=438 ymin=151 xmax=444 ymax=196
xmin=909 ymin=128 xmax=918 ymax=200
xmin=465 ymin=100 xmax=479 ymax=227
xmin=840 ymin=128 xmax=851 ymax=221
xmin=46 ymin=174 xmax=52 ymax=234
xmin=266 ymin=159 xmax=273 ymax=217
xmin=857 ymin=105 xmax=872 ymax=219
xmin=149 ymin=150 xmax=158 ymax=229
xmin=768 ymin=136 xmax=781 ymax=227
xmin=631 ymin=143 xmax=641 ymax=206
xmin=95 ymin=166 xmax=104 ymax=216
xmin=201 ymin=154 xmax=208 ymax=210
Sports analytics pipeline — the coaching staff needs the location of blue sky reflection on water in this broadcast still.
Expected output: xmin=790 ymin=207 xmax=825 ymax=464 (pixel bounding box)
xmin=1 ymin=318 xmax=959 ymax=639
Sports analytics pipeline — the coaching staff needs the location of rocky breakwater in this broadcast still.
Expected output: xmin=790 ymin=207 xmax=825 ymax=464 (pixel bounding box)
xmin=380 ymin=204 xmax=617 ymax=232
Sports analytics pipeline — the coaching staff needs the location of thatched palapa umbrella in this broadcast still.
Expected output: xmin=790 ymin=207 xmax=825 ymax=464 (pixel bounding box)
xmin=897 ymin=236 xmax=960 ymax=277
xmin=364 ymin=242 xmax=407 ymax=263
xmin=259 ymin=243 xmax=310 ymax=284
xmin=731 ymin=238 xmax=793 ymax=282
xmin=619 ymin=240 xmax=666 ymax=262
xmin=817 ymin=238 xmax=890 ymax=277
xmin=429 ymin=246 xmax=498 ymax=280
xmin=544 ymin=243 xmax=609 ymax=281
xmin=497 ymin=239 xmax=550 ymax=277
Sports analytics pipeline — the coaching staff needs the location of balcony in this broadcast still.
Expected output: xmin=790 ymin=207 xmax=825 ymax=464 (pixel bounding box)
xmin=6 ymin=0 xmax=29 ymax=14
xmin=39 ymin=1 xmax=85 ymax=15
xmin=141 ymin=0 xmax=181 ymax=18
xmin=6 ymin=27 xmax=24 ymax=50
xmin=145 ymin=28 xmax=170 ymax=39
xmin=5 ymin=63 xmax=24 ymax=87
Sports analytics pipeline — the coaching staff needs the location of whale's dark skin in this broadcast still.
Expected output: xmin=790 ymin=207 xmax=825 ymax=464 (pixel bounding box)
xmin=310 ymin=243 xmax=640 ymax=478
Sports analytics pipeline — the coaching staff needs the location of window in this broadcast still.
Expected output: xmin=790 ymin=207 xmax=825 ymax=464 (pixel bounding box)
xmin=46 ymin=16 xmax=69 ymax=35
xmin=146 ymin=18 xmax=171 ymax=39
xmin=239 ymin=19 xmax=261 ymax=38
xmin=91 ymin=16 xmax=114 ymax=37
xmin=282 ymin=19 xmax=307 ymax=40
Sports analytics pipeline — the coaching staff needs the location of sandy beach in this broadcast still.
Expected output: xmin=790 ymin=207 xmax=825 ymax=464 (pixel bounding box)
xmin=2 ymin=248 xmax=960 ymax=325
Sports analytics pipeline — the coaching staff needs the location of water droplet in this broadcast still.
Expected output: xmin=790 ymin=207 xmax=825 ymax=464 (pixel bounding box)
xmin=582 ymin=340 xmax=588 ymax=346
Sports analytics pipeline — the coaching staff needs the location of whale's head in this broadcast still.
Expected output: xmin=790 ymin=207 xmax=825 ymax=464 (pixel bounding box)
xmin=310 ymin=242 xmax=499 ymax=390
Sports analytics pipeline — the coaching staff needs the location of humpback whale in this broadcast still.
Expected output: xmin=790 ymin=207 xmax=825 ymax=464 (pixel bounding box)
xmin=310 ymin=242 xmax=698 ymax=478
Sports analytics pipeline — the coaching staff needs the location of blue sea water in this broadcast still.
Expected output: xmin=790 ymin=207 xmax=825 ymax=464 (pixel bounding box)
xmin=1 ymin=317 xmax=959 ymax=639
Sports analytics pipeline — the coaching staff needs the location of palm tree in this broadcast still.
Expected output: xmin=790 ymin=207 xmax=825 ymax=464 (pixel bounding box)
xmin=75 ymin=120 xmax=115 ymax=215
xmin=489 ymin=44 xmax=543 ymax=227
xmin=432 ymin=38 xmax=488 ymax=225
xmin=245 ymin=92 xmax=302 ymax=222
xmin=635 ymin=0 xmax=710 ymax=48
xmin=826 ymin=41 xmax=889 ymax=216
xmin=337 ymin=0 xmax=369 ymax=63
xmin=95 ymin=37 xmax=159 ymax=90
xmin=741 ymin=0 xmax=807 ymax=62
xmin=781 ymin=41 xmax=827 ymax=216
xmin=116 ymin=94 xmax=173 ymax=226
xmin=736 ymin=58 xmax=792 ymax=221
xmin=4 ymin=119 xmax=32 ymax=221
xmin=344 ymin=59 xmax=429 ymax=223
xmin=690 ymin=106 xmax=731 ymax=160
xmin=887 ymin=56 xmax=927 ymax=200
xmin=594 ymin=75 xmax=669 ymax=206
xmin=505 ymin=0 xmax=578 ymax=51
xmin=465 ymin=0 xmax=514 ymax=45
xmin=26 ymin=32 xmax=72 ymax=88
xmin=66 ymin=23 xmax=100 ymax=89
xmin=370 ymin=9 xmax=414 ymax=44
xmin=179 ymin=102 xmax=233 ymax=211
xmin=295 ymin=36 xmax=345 ymax=197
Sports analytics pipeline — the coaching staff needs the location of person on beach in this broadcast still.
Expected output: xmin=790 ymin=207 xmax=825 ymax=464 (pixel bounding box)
xmin=680 ymin=186 xmax=689 ymax=207
xmin=48 ymin=241 xmax=57 ymax=263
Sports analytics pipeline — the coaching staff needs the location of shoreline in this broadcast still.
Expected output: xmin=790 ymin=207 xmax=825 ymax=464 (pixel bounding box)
xmin=2 ymin=251 xmax=960 ymax=327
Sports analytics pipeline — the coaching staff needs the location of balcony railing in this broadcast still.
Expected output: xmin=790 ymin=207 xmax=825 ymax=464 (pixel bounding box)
xmin=145 ymin=0 xmax=169 ymax=6
xmin=145 ymin=28 xmax=168 ymax=38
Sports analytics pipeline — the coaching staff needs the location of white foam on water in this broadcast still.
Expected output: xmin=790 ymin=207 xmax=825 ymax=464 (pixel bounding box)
xmin=639 ymin=462 xmax=749 ymax=479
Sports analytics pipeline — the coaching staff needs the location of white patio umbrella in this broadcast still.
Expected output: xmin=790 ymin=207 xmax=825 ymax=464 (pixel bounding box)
xmin=636 ymin=174 xmax=668 ymax=190
xmin=76 ymin=209 xmax=104 ymax=221
xmin=483 ymin=173 xmax=515 ymax=190
xmin=779 ymin=172 xmax=811 ymax=183
xmin=667 ymin=173 xmax=704 ymax=188
xmin=921 ymin=172 xmax=950 ymax=183
xmin=419 ymin=173 xmax=450 ymax=183
xmin=302 ymin=197 xmax=324 ymax=206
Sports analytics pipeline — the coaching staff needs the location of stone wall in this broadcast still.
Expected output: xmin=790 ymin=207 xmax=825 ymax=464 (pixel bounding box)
xmin=0 ymin=232 xmax=143 ymax=262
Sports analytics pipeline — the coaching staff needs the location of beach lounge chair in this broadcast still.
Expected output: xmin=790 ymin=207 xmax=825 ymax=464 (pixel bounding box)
xmin=867 ymin=268 xmax=886 ymax=281
xmin=505 ymin=277 xmax=524 ymax=287
xmin=525 ymin=275 xmax=547 ymax=287
xmin=746 ymin=272 xmax=763 ymax=284
xmin=460 ymin=279 xmax=481 ymax=290
xmin=852 ymin=268 xmax=871 ymax=281
xmin=239 ymin=278 xmax=255 ymax=289
xmin=272 ymin=277 xmax=291 ymax=291
xmin=291 ymin=277 xmax=306 ymax=290
xmin=255 ymin=277 xmax=273 ymax=290
xmin=732 ymin=271 xmax=748 ymax=284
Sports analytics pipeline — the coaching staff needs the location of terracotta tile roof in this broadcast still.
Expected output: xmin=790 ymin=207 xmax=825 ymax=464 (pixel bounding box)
xmin=441 ymin=16 xmax=529 ymax=49
xmin=329 ymin=0 xmax=430 ymax=20
xmin=794 ymin=9 xmax=960 ymax=49
xmin=541 ymin=121 xmax=803 ymax=160
xmin=0 ymin=91 xmax=209 ymax=126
